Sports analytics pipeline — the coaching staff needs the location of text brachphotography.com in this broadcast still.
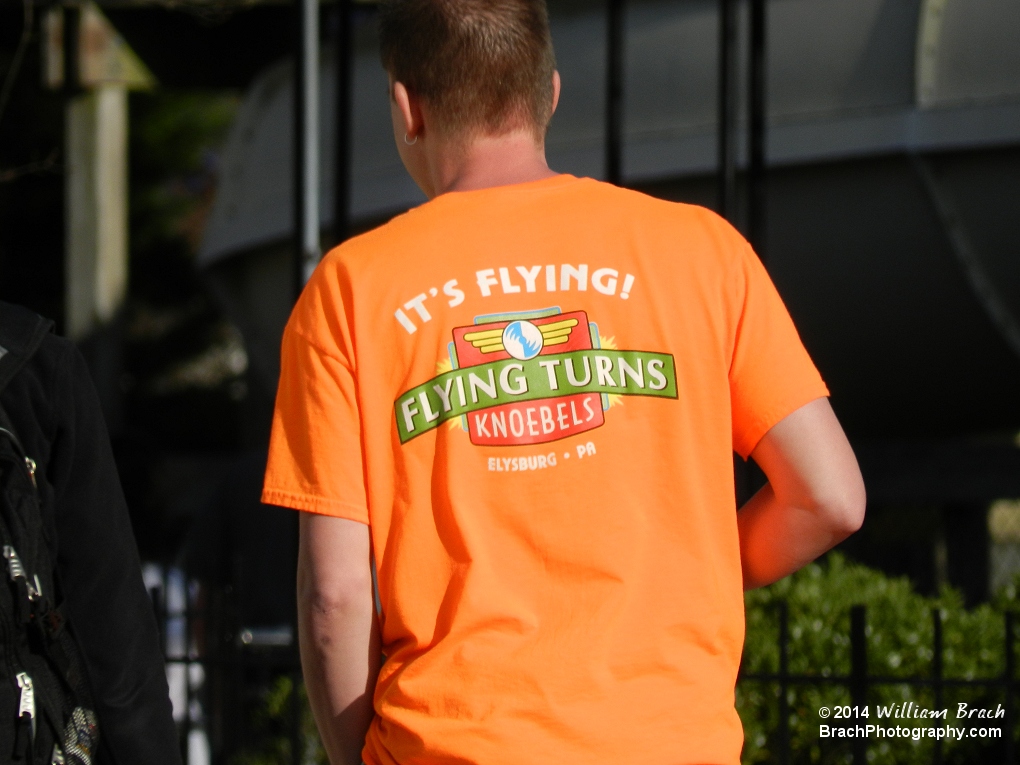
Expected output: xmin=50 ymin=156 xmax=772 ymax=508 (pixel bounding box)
xmin=816 ymin=702 xmax=1004 ymax=742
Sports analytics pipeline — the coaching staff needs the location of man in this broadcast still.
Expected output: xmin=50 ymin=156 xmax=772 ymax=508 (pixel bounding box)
xmin=0 ymin=301 xmax=181 ymax=764
xmin=262 ymin=2 xmax=866 ymax=764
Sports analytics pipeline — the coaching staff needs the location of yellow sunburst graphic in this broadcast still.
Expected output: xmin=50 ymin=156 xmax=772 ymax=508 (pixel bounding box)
xmin=436 ymin=358 xmax=467 ymax=431
xmin=598 ymin=335 xmax=624 ymax=410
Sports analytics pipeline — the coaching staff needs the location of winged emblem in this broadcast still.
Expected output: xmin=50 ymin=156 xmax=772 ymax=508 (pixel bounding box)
xmin=462 ymin=318 xmax=578 ymax=356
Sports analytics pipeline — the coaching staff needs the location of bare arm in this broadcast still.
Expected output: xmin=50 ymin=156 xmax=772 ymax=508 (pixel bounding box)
xmin=738 ymin=397 xmax=866 ymax=590
xmin=298 ymin=513 xmax=381 ymax=765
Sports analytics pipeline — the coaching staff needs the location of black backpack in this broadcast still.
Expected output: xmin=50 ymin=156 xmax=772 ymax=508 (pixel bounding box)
xmin=0 ymin=303 xmax=100 ymax=765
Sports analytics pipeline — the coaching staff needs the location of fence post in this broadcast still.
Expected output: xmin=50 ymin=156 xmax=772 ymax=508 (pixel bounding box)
xmin=290 ymin=668 xmax=302 ymax=765
xmin=850 ymin=605 xmax=867 ymax=765
xmin=183 ymin=576 xmax=193 ymax=765
xmin=933 ymin=608 xmax=943 ymax=765
xmin=605 ymin=0 xmax=624 ymax=186
xmin=717 ymin=0 xmax=738 ymax=220
xmin=1007 ymin=612 xmax=1015 ymax=765
xmin=778 ymin=600 xmax=790 ymax=765
xmin=151 ymin=586 xmax=164 ymax=655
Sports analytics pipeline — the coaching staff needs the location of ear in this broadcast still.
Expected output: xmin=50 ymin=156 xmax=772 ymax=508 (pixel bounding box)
xmin=393 ymin=80 xmax=424 ymax=141
xmin=550 ymin=70 xmax=561 ymax=116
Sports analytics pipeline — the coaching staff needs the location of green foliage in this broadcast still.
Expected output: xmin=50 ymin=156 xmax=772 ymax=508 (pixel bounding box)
xmin=229 ymin=675 xmax=328 ymax=765
xmin=740 ymin=553 xmax=1018 ymax=764
xmin=129 ymin=90 xmax=239 ymax=262
xmin=120 ymin=90 xmax=247 ymax=465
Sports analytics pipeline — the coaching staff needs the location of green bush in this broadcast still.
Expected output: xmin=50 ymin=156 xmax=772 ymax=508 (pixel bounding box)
xmin=740 ymin=553 xmax=1018 ymax=764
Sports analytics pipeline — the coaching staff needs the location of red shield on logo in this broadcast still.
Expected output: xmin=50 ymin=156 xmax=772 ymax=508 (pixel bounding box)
xmin=451 ymin=310 xmax=606 ymax=446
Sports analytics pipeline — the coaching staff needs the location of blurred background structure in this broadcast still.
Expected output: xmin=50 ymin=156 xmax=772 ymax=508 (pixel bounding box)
xmin=1 ymin=0 xmax=1019 ymax=762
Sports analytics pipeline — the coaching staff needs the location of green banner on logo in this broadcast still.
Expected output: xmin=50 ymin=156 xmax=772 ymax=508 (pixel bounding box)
xmin=395 ymin=350 xmax=677 ymax=443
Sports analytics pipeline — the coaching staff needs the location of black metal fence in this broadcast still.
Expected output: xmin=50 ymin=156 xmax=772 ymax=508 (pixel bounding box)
xmin=150 ymin=568 xmax=304 ymax=765
xmin=740 ymin=602 xmax=1017 ymax=765
xmin=152 ymin=575 xmax=1019 ymax=765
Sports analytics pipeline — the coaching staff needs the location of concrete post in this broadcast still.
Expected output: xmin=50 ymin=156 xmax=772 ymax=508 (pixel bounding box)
xmin=65 ymin=85 xmax=128 ymax=340
xmin=44 ymin=1 xmax=154 ymax=339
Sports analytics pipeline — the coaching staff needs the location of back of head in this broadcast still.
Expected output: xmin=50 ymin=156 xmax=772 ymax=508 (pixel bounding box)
xmin=379 ymin=0 xmax=556 ymax=141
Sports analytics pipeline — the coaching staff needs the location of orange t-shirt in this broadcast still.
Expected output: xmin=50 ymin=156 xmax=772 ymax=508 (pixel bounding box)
xmin=263 ymin=174 xmax=827 ymax=765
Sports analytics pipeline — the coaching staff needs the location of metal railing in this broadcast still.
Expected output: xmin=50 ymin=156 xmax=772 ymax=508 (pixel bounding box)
xmin=740 ymin=602 xmax=1017 ymax=765
xmin=152 ymin=562 xmax=1019 ymax=765
xmin=149 ymin=568 xmax=303 ymax=765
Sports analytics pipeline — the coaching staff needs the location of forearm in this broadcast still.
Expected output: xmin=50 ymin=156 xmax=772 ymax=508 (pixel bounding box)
xmin=737 ymin=398 xmax=866 ymax=590
xmin=297 ymin=519 xmax=381 ymax=765
xmin=737 ymin=481 xmax=859 ymax=589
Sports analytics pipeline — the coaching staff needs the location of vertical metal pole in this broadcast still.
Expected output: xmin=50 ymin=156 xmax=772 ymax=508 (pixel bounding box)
xmin=747 ymin=0 xmax=766 ymax=259
xmin=717 ymin=0 xmax=737 ymax=221
xmin=334 ymin=0 xmax=353 ymax=245
xmin=150 ymin=587 xmax=164 ymax=655
xmin=605 ymin=0 xmax=624 ymax=186
xmin=234 ymin=607 xmax=246 ymax=758
xmin=292 ymin=5 xmax=319 ymax=762
xmin=1007 ymin=612 xmax=1016 ymax=765
xmin=778 ymin=600 xmax=790 ymax=765
xmin=850 ymin=605 xmax=867 ymax=765
xmin=294 ymin=0 xmax=321 ymax=303
xmin=183 ymin=576 xmax=192 ymax=764
xmin=290 ymin=670 xmax=302 ymax=765
xmin=933 ymin=608 xmax=944 ymax=765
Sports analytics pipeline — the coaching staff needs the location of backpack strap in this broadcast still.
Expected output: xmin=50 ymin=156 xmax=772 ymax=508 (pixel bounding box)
xmin=0 ymin=300 xmax=52 ymax=474
xmin=0 ymin=300 xmax=54 ymax=396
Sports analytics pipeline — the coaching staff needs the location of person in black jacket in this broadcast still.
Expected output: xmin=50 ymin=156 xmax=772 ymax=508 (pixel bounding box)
xmin=0 ymin=301 xmax=181 ymax=765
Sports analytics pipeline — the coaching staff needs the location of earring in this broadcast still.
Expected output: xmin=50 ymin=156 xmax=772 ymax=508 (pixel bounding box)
xmin=404 ymin=132 xmax=418 ymax=146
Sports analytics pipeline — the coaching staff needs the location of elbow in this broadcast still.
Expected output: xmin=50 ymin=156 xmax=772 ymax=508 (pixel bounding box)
xmin=297 ymin=566 xmax=374 ymax=625
xmin=302 ymin=584 xmax=373 ymax=623
xmin=818 ymin=476 xmax=866 ymax=540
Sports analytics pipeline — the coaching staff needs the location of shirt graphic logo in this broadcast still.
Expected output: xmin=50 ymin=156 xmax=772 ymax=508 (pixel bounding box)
xmin=395 ymin=308 xmax=677 ymax=446
xmin=466 ymin=317 xmax=575 ymax=360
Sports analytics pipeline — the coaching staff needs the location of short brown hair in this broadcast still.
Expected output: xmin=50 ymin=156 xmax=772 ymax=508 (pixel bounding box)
xmin=379 ymin=0 xmax=556 ymax=139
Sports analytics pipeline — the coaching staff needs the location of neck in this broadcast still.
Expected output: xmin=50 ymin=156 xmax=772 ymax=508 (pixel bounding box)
xmin=422 ymin=129 xmax=558 ymax=198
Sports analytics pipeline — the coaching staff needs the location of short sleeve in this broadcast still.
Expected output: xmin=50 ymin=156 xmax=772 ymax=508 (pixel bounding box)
xmin=262 ymin=323 xmax=369 ymax=523
xmin=729 ymin=243 xmax=829 ymax=459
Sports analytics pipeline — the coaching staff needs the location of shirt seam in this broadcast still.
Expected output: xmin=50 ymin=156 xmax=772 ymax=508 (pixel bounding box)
xmin=288 ymin=324 xmax=355 ymax=373
xmin=261 ymin=487 xmax=369 ymax=519
xmin=736 ymin=384 xmax=830 ymax=459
